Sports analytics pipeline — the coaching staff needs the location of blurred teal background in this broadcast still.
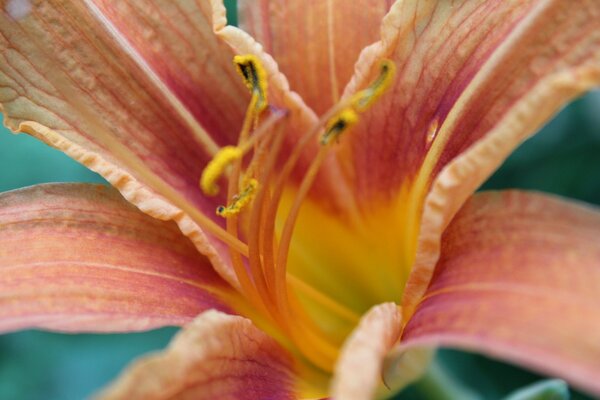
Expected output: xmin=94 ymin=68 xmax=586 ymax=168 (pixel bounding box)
xmin=1 ymin=0 xmax=599 ymax=398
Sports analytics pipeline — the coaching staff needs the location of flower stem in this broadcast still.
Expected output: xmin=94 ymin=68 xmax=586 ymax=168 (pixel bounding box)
xmin=414 ymin=363 xmax=482 ymax=400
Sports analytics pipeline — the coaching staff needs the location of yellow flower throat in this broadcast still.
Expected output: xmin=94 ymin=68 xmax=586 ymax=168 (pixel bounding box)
xmin=199 ymin=54 xmax=397 ymax=377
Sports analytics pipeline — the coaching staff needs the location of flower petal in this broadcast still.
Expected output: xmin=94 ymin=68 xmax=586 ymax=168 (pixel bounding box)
xmin=96 ymin=310 xmax=296 ymax=400
xmin=331 ymin=303 xmax=425 ymax=400
xmin=0 ymin=0 xmax=258 ymax=286
xmin=0 ymin=0 xmax=244 ymax=199
xmin=338 ymin=0 xmax=600 ymax=205
xmin=238 ymin=0 xmax=393 ymax=114
xmin=401 ymin=191 xmax=600 ymax=397
xmin=87 ymin=0 xmax=255 ymax=146
xmin=0 ymin=183 xmax=233 ymax=333
xmin=214 ymin=2 xmax=356 ymax=210
xmin=1 ymin=1 xmax=352 ymax=290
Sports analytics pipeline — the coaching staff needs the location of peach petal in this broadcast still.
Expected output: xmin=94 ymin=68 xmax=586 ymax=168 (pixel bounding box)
xmin=0 ymin=183 xmax=234 ymax=333
xmin=89 ymin=0 xmax=250 ymax=147
xmin=0 ymin=0 xmax=238 ymax=207
xmin=96 ymin=310 xmax=296 ymax=400
xmin=331 ymin=303 xmax=410 ymax=400
xmin=239 ymin=0 xmax=392 ymax=114
xmin=402 ymin=0 xmax=600 ymax=317
xmin=402 ymin=191 xmax=600 ymax=397
xmin=0 ymin=0 xmax=259 ymax=287
xmin=338 ymin=0 xmax=600 ymax=209
xmin=215 ymin=0 xmax=354 ymax=211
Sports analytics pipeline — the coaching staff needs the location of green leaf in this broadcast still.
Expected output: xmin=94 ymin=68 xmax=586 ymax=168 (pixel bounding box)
xmin=503 ymin=380 xmax=569 ymax=400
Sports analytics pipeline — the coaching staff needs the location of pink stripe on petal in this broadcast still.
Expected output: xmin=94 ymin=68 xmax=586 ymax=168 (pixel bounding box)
xmin=0 ymin=184 xmax=234 ymax=333
xmin=90 ymin=0 xmax=250 ymax=146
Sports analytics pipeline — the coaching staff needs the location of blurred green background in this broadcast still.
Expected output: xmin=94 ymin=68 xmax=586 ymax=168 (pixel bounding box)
xmin=1 ymin=1 xmax=599 ymax=399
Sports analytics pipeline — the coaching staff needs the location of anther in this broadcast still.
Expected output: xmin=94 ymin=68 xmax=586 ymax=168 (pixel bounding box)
xmin=200 ymin=146 xmax=243 ymax=196
xmin=351 ymin=59 xmax=396 ymax=112
xmin=216 ymin=179 xmax=259 ymax=217
xmin=321 ymin=108 xmax=359 ymax=145
xmin=233 ymin=54 xmax=269 ymax=113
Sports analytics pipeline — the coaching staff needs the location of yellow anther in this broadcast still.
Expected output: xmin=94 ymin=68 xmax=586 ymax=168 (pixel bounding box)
xmin=216 ymin=179 xmax=259 ymax=217
xmin=351 ymin=59 xmax=396 ymax=112
xmin=200 ymin=146 xmax=243 ymax=196
xmin=321 ymin=108 xmax=359 ymax=145
xmin=233 ymin=54 xmax=269 ymax=113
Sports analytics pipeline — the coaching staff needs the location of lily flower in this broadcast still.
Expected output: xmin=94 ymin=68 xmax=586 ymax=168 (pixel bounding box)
xmin=1 ymin=0 xmax=599 ymax=399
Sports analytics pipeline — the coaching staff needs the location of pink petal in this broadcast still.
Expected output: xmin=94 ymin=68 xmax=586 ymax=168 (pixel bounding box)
xmin=0 ymin=0 xmax=241 ymax=209
xmin=89 ymin=0 xmax=251 ymax=146
xmin=0 ymin=1 xmax=352 ymax=289
xmin=96 ymin=310 xmax=296 ymax=400
xmin=338 ymin=0 xmax=600 ymax=207
xmin=401 ymin=191 xmax=600 ymax=397
xmin=0 ymin=183 xmax=233 ymax=333
xmin=238 ymin=0 xmax=393 ymax=114
xmin=215 ymin=4 xmax=359 ymax=212
xmin=0 ymin=0 xmax=255 ymax=286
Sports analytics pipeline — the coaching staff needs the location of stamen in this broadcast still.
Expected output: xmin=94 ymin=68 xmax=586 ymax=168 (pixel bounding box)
xmin=200 ymin=146 xmax=243 ymax=196
xmin=233 ymin=54 xmax=269 ymax=113
xmin=259 ymin=60 xmax=398 ymax=368
xmin=318 ymin=60 xmax=396 ymax=145
xmin=195 ymin=53 xmax=399 ymax=373
xmin=350 ymin=59 xmax=396 ymax=112
xmin=216 ymin=179 xmax=259 ymax=217
xmin=215 ymin=59 xmax=280 ymax=310
xmin=320 ymin=108 xmax=359 ymax=145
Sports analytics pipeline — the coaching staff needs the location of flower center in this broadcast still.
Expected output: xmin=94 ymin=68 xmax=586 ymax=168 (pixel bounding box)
xmin=199 ymin=55 xmax=396 ymax=376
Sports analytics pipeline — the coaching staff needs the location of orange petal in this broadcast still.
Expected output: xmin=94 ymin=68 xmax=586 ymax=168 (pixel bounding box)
xmin=331 ymin=303 xmax=411 ymax=400
xmin=87 ymin=1 xmax=251 ymax=147
xmin=238 ymin=0 xmax=393 ymax=114
xmin=96 ymin=310 xmax=296 ymax=400
xmin=0 ymin=1 xmax=262 ymax=287
xmin=401 ymin=191 xmax=600 ymax=397
xmin=215 ymin=2 xmax=355 ymax=211
xmin=338 ymin=0 xmax=600 ymax=207
xmin=0 ymin=183 xmax=234 ymax=333
xmin=0 ymin=0 xmax=244 ymax=195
